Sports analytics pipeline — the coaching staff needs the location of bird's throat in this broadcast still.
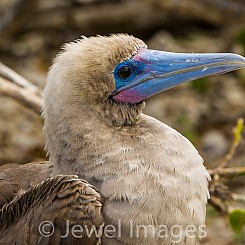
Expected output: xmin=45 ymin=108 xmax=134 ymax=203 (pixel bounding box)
xmin=98 ymin=99 xmax=145 ymax=127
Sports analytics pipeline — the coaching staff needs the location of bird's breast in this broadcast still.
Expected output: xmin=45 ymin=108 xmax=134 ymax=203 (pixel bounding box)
xmin=52 ymin=114 xmax=210 ymax=244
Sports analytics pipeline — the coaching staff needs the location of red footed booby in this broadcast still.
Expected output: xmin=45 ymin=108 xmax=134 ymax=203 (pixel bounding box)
xmin=1 ymin=34 xmax=245 ymax=245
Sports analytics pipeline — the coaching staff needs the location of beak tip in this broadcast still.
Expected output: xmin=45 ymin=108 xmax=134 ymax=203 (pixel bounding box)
xmin=228 ymin=53 xmax=245 ymax=67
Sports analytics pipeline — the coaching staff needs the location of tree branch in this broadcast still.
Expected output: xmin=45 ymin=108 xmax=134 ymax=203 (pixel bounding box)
xmin=218 ymin=118 xmax=244 ymax=169
xmin=0 ymin=76 xmax=42 ymax=114
xmin=209 ymin=166 xmax=245 ymax=177
xmin=232 ymin=193 xmax=245 ymax=203
xmin=0 ymin=62 xmax=41 ymax=96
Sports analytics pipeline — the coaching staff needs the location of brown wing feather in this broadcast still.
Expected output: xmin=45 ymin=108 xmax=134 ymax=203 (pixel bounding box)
xmin=0 ymin=161 xmax=51 ymax=208
xmin=0 ymin=173 xmax=104 ymax=244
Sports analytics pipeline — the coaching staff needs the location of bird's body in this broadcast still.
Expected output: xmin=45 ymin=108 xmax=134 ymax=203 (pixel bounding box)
xmin=47 ymin=105 xmax=210 ymax=244
xmin=43 ymin=35 xmax=211 ymax=244
xmin=1 ymin=34 xmax=245 ymax=244
xmin=0 ymin=117 xmax=209 ymax=245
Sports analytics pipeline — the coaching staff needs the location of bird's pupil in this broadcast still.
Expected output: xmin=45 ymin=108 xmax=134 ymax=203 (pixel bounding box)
xmin=118 ymin=66 xmax=131 ymax=79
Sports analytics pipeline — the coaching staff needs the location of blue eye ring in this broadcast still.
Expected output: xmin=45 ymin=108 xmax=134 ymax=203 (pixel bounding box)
xmin=117 ymin=65 xmax=132 ymax=79
xmin=114 ymin=62 xmax=137 ymax=90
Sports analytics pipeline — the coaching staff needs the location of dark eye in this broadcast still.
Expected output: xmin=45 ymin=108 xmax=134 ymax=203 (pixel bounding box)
xmin=118 ymin=65 xmax=132 ymax=79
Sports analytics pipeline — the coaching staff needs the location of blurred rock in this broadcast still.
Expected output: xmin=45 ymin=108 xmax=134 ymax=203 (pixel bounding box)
xmin=0 ymin=97 xmax=45 ymax=164
xmin=147 ymin=31 xmax=181 ymax=51
xmin=201 ymin=130 xmax=229 ymax=163
xmin=201 ymin=212 xmax=240 ymax=245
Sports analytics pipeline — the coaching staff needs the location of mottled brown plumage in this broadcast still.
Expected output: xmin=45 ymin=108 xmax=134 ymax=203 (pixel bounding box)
xmin=0 ymin=162 xmax=50 ymax=208
xmin=0 ymin=174 xmax=103 ymax=245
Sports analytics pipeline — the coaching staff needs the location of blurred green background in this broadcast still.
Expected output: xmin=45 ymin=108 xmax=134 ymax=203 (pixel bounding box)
xmin=0 ymin=0 xmax=245 ymax=244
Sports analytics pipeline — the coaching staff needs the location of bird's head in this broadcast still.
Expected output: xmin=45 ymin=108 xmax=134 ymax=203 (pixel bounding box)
xmin=43 ymin=34 xmax=245 ymax=127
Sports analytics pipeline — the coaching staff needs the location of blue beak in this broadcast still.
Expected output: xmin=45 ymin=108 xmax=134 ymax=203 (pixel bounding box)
xmin=112 ymin=48 xmax=245 ymax=104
